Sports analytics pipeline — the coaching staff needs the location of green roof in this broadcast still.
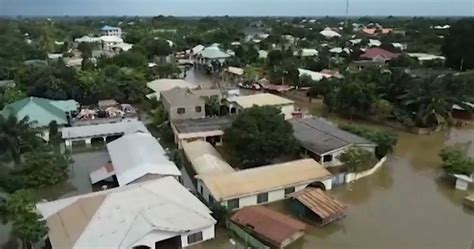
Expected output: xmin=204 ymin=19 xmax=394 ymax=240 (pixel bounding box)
xmin=2 ymin=97 xmax=78 ymax=128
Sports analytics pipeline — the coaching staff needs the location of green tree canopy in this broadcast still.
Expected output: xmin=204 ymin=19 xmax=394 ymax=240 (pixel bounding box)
xmin=442 ymin=18 xmax=474 ymax=71
xmin=11 ymin=151 xmax=68 ymax=189
xmin=1 ymin=189 xmax=47 ymax=249
xmin=223 ymin=106 xmax=298 ymax=168
xmin=339 ymin=124 xmax=398 ymax=158
xmin=339 ymin=147 xmax=377 ymax=173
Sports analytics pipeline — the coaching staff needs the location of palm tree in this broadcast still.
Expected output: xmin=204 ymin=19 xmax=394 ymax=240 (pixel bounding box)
xmin=0 ymin=115 xmax=40 ymax=164
xmin=399 ymin=74 xmax=471 ymax=128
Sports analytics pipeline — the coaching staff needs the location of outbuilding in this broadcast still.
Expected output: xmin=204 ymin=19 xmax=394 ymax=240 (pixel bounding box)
xmin=171 ymin=116 xmax=234 ymax=148
xmin=225 ymin=93 xmax=295 ymax=119
xmin=290 ymin=117 xmax=376 ymax=167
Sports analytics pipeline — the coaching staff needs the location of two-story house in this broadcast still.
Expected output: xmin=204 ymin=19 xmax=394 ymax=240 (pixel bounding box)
xmin=161 ymin=88 xmax=205 ymax=120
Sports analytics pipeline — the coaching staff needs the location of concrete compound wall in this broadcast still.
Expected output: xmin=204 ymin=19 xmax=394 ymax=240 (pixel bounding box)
xmin=345 ymin=156 xmax=387 ymax=183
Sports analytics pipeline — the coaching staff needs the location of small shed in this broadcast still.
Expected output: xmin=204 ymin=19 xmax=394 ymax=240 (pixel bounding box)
xmin=231 ymin=206 xmax=306 ymax=248
xmin=289 ymin=187 xmax=347 ymax=226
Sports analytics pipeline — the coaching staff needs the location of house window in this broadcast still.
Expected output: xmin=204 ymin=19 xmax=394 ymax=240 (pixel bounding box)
xmin=200 ymin=185 xmax=203 ymax=194
xmin=195 ymin=106 xmax=202 ymax=113
xmin=227 ymin=198 xmax=239 ymax=209
xmin=209 ymin=195 xmax=214 ymax=205
xmin=323 ymin=154 xmax=333 ymax=162
xmin=177 ymin=108 xmax=185 ymax=114
xmin=257 ymin=192 xmax=268 ymax=204
xmin=284 ymin=187 xmax=295 ymax=195
xmin=187 ymin=231 xmax=203 ymax=244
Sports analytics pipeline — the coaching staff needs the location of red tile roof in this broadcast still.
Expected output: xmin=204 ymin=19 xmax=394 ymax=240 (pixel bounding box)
xmin=360 ymin=48 xmax=400 ymax=60
xmin=231 ymin=206 xmax=306 ymax=247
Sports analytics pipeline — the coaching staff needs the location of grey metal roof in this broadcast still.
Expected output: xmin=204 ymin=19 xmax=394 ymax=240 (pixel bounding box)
xmin=290 ymin=118 xmax=375 ymax=155
xmin=160 ymin=88 xmax=204 ymax=107
xmin=172 ymin=116 xmax=234 ymax=134
xmin=62 ymin=120 xmax=148 ymax=139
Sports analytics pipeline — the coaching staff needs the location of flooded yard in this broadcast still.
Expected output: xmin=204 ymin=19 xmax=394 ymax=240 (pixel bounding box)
xmin=285 ymin=127 xmax=474 ymax=249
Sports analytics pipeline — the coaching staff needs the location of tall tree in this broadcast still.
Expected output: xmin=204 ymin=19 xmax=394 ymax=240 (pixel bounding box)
xmin=442 ymin=18 xmax=474 ymax=71
xmin=223 ymin=106 xmax=298 ymax=168
xmin=0 ymin=116 xmax=41 ymax=164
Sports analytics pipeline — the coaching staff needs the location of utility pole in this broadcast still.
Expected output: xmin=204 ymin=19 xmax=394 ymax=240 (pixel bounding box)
xmin=345 ymin=0 xmax=350 ymax=28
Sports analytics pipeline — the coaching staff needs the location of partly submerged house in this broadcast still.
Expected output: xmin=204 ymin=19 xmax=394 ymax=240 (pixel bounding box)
xmin=289 ymin=187 xmax=347 ymax=226
xmin=36 ymin=177 xmax=216 ymax=249
xmin=230 ymin=206 xmax=307 ymax=248
xmin=290 ymin=117 xmax=376 ymax=167
xmin=90 ymin=131 xmax=181 ymax=187
xmin=196 ymin=158 xmax=332 ymax=210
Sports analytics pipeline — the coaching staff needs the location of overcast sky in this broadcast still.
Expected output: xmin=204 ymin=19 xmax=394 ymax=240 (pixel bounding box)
xmin=0 ymin=0 xmax=473 ymax=16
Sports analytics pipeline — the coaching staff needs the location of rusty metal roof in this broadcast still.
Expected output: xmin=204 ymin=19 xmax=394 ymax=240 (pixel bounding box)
xmin=290 ymin=188 xmax=347 ymax=225
xmin=231 ymin=206 xmax=306 ymax=248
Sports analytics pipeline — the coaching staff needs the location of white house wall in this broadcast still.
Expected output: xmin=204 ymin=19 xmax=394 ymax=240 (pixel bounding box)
xmin=129 ymin=225 xmax=214 ymax=248
xmin=180 ymin=225 xmax=215 ymax=248
xmin=213 ymin=180 xmax=332 ymax=210
xmin=280 ymin=104 xmax=296 ymax=120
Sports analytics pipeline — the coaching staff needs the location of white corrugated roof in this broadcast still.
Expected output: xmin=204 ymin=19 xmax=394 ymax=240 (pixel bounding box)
xmin=192 ymin=44 xmax=205 ymax=55
xmin=227 ymin=66 xmax=244 ymax=75
xmin=407 ymin=53 xmax=446 ymax=61
xmin=100 ymin=35 xmax=123 ymax=43
xmin=182 ymin=141 xmax=235 ymax=176
xmin=107 ymin=132 xmax=181 ymax=186
xmin=62 ymin=120 xmax=148 ymax=139
xmin=227 ymin=93 xmax=294 ymax=109
xmin=320 ymin=28 xmax=341 ymax=38
xmin=299 ymin=68 xmax=330 ymax=81
xmin=37 ymin=177 xmax=215 ymax=249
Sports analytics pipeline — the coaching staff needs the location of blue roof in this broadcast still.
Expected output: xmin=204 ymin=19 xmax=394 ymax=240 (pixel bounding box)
xmin=101 ymin=25 xmax=119 ymax=31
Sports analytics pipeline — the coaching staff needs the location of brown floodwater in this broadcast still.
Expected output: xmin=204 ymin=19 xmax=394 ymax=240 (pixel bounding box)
xmin=282 ymin=127 xmax=474 ymax=249
xmin=202 ymin=127 xmax=474 ymax=249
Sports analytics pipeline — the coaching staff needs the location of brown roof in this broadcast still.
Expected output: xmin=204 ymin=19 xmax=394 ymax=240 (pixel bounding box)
xmin=289 ymin=188 xmax=347 ymax=225
xmin=197 ymin=159 xmax=331 ymax=201
xmin=46 ymin=195 xmax=106 ymax=249
xmin=231 ymin=206 xmax=306 ymax=247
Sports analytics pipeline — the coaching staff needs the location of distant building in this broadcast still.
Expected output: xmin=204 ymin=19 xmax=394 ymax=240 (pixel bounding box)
xmin=290 ymin=117 xmax=377 ymax=167
xmin=36 ymin=177 xmax=216 ymax=249
xmin=225 ymin=93 xmax=295 ymax=119
xmin=100 ymin=25 xmax=122 ymax=37
xmin=319 ymin=28 xmax=341 ymax=39
xmin=407 ymin=53 xmax=446 ymax=64
xmin=161 ymin=88 xmax=205 ymax=120
xmin=360 ymin=48 xmax=400 ymax=61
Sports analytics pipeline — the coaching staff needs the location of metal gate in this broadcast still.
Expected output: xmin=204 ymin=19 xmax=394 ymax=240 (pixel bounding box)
xmin=331 ymin=173 xmax=346 ymax=187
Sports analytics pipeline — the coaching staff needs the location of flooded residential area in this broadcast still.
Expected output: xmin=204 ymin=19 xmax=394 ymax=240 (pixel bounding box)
xmin=1 ymin=3 xmax=474 ymax=249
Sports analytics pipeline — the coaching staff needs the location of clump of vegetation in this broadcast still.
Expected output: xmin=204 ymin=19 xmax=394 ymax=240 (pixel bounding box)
xmin=0 ymin=190 xmax=48 ymax=249
xmin=439 ymin=147 xmax=474 ymax=176
xmin=339 ymin=147 xmax=377 ymax=173
xmin=223 ymin=106 xmax=298 ymax=168
xmin=339 ymin=124 xmax=398 ymax=158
